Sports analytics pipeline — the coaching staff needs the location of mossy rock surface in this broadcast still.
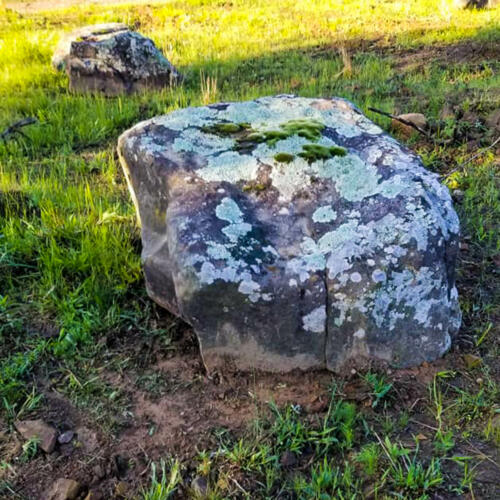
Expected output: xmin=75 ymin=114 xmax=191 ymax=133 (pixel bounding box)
xmin=118 ymin=95 xmax=461 ymax=374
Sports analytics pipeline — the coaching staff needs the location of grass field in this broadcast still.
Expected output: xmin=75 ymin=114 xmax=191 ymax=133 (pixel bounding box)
xmin=0 ymin=0 xmax=499 ymax=498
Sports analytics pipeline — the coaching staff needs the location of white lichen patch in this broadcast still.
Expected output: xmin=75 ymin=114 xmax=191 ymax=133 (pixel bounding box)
xmin=198 ymin=151 xmax=261 ymax=184
xmin=312 ymin=206 xmax=337 ymax=223
xmin=371 ymin=269 xmax=387 ymax=283
xmin=316 ymin=154 xmax=406 ymax=203
xmin=302 ymin=306 xmax=327 ymax=333
xmin=173 ymin=127 xmax=233 ymax=156
xmin=286 ymin=207 xmax=438 ymax=286
xmin=185 ymin=197 xmax=276 ymax=303
xmin=215 ymin=197 xmax=244 ymax=224
xmin=370 ymin=267 xmax=449 ymax=330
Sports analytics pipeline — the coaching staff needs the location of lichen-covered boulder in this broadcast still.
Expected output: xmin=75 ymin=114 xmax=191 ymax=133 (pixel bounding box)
xmin=53 ymin=24 xmax=180 ymax=95
xmin=118 ymin=95 xmax=461 ymax=373
xmin=52 ymin=23 xmax=129 ymax=71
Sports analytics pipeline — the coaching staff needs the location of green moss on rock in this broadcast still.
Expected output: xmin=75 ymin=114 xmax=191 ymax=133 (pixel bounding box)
xmin=299 ymin=144 xmax=347 ymax=163
xmin=201 ymin=122 xmax=250 ymax=136
xmin=202 ymin=119 xmax=341 ymax=158
xmin=274 ymin=152 xmax=295 ymax=163
xmin=280 ymin=119 xmax=324 ymax=141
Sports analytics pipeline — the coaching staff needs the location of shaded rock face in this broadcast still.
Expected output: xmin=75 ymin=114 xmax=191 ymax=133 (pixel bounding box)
xmin=118 ymin=96 xmax=461 ymax=373
xmin=53 ymin=24 xmax=180 ymax=95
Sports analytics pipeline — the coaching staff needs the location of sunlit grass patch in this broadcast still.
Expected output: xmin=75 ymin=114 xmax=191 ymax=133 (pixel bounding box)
xmin=0 ymin=0 xmax=498 ymax=496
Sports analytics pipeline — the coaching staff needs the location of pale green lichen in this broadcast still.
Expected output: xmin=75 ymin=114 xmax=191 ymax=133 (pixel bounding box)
xmin=317 ymin=154 xmax=406 ymax=203
xmin=312 ymin=206 xmax=337 ymax=223
xmin=198 ymin=151 xmax=260 ymax=184
xmin=215 ymin=197 xmax=244 ymax=224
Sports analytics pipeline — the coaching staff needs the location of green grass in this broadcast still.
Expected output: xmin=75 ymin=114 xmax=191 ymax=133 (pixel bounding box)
xmin=0 ymin=0 xmax=499 ymax=497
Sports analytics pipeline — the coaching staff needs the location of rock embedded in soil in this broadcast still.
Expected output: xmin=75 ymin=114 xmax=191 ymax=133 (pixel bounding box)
xmin=118 ymin=95 xmax=461 ymax=373
xmin=53 ymin=24 xmax=180 ymax=95
xmin=14 ymin=419 xmax=57 ymax=453
xmin=45 ymin=478 xmax=80 ymax=500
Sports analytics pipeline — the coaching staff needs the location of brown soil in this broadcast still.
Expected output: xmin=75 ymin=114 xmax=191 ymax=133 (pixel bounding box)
xmin=4 ymin=316 xmax=499 ymax=499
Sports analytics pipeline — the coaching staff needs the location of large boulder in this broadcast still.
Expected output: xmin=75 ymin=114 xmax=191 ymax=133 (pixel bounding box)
xmin=53 ymin=24 xmax=180 ymax=95
xmin=118 ymin=96 xmax=461 ymax=373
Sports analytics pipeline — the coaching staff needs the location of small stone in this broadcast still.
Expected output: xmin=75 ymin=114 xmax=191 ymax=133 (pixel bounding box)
xmin=14 ymin=419 xmax=57 ymax=453
xmin=45 ymin=478 xmax=80 ymax=500
xmin=58 ymin=430 xmax=75 ymax=445
xmin=459 ymin=242 xmax=469 ymax=251
xmin=280 ymin=450 xmax=297 ymax=467
xmin=191 ymin=476 xmax=209 ymax=498
xmin=391 ymin=113 xmax=428 ymax=137
xmin=463 ymin=354 xmax=482 ymax=370
xmin=452 ymin=189 xmax=464 ymax=203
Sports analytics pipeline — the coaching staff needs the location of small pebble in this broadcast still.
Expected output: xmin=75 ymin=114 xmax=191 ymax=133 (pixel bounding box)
xmin=58 ymin=430 xmax=75 ymax=445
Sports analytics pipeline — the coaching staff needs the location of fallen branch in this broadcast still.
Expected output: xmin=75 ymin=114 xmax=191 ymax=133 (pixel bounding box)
xmin=0 ymin=117 xmax=38 ymax=143
xmin=368 ymin=107 xmax=430 ymax=138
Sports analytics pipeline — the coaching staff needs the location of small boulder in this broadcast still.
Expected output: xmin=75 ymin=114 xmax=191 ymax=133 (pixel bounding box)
xmin=15 ymin=419 xmax=57 ymax=453
xmin=53 ymin=24 xmax=181 ymax=95
xmin=391 ymin=113 xmax=428 ymax=137
xmin=52 ymin=23 xmax=128 ymax=70
xmin=45 ymin=478 xmax=80 ymax=500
